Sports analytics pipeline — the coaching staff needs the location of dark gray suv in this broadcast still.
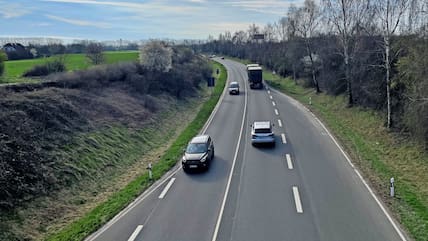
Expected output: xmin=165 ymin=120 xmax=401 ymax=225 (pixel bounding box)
xmin=182 ymin=135 xmax=214 ymax=172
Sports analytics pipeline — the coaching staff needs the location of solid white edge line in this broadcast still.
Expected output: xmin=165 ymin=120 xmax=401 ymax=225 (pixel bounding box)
xmin=272 ymin=101 xmax=276 ymax=106
xmin=127 ymin=225 xmax=144 ymax=241
xmin=267 ymin=85 xmax=408 ymax=241
xmin=158 ymin=178 xmax=176 ymax=199
xmin=200 ymin=60 xmax=230 ymax=135
xmin=274 ymin=109 xmax=279 ymax=115
xmin=211 ymin=63 xmax=248 ymax=241
xmin=292 ymin=186 xmax=303 ymax=213
xmin=85 ymin=59 xmax=231 ymax=241
xmin=281 ymin=133 xmax=287 ymax=144
xmin=278 ymin=119 xmax=282 ymax=127
xmin=286 ymin=154 xmax=293 ymax=170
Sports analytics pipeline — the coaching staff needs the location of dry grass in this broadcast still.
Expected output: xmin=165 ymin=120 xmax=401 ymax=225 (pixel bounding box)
xmin=5 ymin=95 xmax=206 ymax=241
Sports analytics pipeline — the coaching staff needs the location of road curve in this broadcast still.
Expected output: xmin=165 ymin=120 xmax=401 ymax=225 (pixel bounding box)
xmin=215 ymin=60 xmax=406 ymax=241
xmin=86 ymin=59 xmax=406 ymax=241
xmin=86 ymin=58 xmax=247 ymax=241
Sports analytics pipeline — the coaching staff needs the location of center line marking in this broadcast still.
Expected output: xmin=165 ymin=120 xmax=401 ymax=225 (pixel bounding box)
xmin=278 ymin=119 xmax=282 ymax=127
xmin=292 ymin=187 xmax=303 ymax=213
xmin=127 ymin=225 xmax=143 ymax=241
xmin=158 ymin=178 xmax=176 ymax=199
xmin=286 ymin=154 xmax=293 ymax=169
xmin=281 ymin=133 xmax=287 ymax=144
xmin=274 ymin=109 xmax=279 ymax=115
xmin=267 ymin=90 xmax=271 ymax=94
xmin=269 ymin=95 xmax=273 ymax=99
xmin=272 ymin=101 xmax=276 ymax=106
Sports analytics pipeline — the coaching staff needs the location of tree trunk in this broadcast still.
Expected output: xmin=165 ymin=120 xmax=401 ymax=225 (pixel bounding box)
xmin=385 ymin=36 xmax=392 ymax=128
xmin=344 ymin=43 xmax=353 ymax=107
xmin=306 ymin=41 xmax=320 ymax=93
xmin=293 ymin=65 xmax=297 ymax=84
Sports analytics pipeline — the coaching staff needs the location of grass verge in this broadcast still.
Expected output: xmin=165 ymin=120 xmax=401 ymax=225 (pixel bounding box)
xmin=45 ymin=60 xmax=227 ymax=241
xmin=262 ymin=70 xmax=428 ymax=241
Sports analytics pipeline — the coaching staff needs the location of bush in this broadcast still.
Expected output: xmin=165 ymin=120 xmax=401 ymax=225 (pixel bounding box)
xmin=0 ymin=50 xmax=7 ymax=76
xmin=23 ymin=59 xmax=66 ymax=77
xmin=86 ymin=42 xmax=105 ymax=65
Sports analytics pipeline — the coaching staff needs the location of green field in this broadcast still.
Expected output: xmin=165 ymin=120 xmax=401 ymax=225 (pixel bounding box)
xmin=2 ymin=51 xmax=138 ymax=83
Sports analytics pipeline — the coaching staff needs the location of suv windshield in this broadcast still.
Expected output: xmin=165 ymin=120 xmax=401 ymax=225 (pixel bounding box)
xmin=254 ymin=128 xmax=271 ymax=133
xmin=230 ymin=83 xmax=239 ymax=88
xmin=186 ymin=143 xmax=207 ymax=154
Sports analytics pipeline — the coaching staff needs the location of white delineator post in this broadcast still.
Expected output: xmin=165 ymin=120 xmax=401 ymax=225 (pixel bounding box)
xmin=147 ymin=163 xmax=153 ymax=180
xmin=390 ymin=177 xmax=395 ymax=197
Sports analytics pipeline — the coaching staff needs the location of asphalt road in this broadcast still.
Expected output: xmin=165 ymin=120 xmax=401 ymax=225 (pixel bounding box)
xmin=86 ymin=59 xmax=407 ymax=241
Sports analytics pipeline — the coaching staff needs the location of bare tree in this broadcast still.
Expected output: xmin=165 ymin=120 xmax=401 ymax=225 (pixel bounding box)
xmin=263 ymin=23 xmax=277 ymax=42
xmin=322 ymin=0 xmax=370 ymax=106
xmin=139 ymin=40 xmax=172 ymax=72
xmin=286 ymin=4 xmax=299 ymax=39
xmin=232 ymin=31 xmax=248 ymax=45
xmin=224 ymin=31 xmax=232 ymax=41
xmin=248 ymin=23 xmax=261 ymax=41
xmin=275 ymin=17 xmax=289 ymax=42
xmin=86 ymin=42 xmax=105 ymax=65
xmin=373 ymin=0 xmax=410 ymax=128
xmin=296 ymin=0 xmax=322 ymax=93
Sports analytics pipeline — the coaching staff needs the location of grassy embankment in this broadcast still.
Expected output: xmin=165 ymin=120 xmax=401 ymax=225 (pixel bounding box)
xmin=262 ymin=70 xmax=428 ymax=241
xmin=45 ymin=61 xmax=227 ymax=241
xmin=1 ymin=51 xmax=138 ymax=84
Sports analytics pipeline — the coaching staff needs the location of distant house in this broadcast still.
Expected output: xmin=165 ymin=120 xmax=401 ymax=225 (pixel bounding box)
xmin=2 ymin=43 xmax=32 ymax=60
xmin=3 ymin=43 xmax=25 ymax=53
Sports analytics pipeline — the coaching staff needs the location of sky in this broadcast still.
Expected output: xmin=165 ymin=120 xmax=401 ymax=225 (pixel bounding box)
xmin=0 ymin=0 xmax=303 ymax=41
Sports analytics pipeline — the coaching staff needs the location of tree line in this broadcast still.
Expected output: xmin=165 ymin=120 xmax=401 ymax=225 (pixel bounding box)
xmin=195 ymin=0 xmax=428 ymax=145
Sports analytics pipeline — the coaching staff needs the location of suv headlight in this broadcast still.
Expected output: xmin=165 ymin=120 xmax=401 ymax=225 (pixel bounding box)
xmin=200 ymin=154 xmax=207 ymax=163
xmin=182 ymin=156 xmax=187 ymax=163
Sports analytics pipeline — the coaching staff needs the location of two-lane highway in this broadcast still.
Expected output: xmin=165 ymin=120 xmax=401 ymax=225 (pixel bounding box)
xmin=86 ymin=59 xmax=407 ymax=241
xmin=214 ymin=60 xmax=406 ymax=241
xmin=86 ymin=58 xmax=248 ymax=241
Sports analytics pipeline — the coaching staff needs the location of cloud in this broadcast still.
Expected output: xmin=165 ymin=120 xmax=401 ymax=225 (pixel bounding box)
xmin=221 ymin=0 xmax=298 ymax=15
xmin=176 ymin=21 xmax=257 ymax=37
xmin=41 ymin=0 xmax=204 ymax=14
xmin=0 ymin=3 xmax=32 ymax=18
xmin=45 ymin=14 xmax=111 ymax=28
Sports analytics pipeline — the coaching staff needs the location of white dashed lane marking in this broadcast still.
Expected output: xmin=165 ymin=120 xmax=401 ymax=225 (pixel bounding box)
xmin=281 ymin=133 xmax=287 ymax=144
xmin=127 ymin=225 xmax=143 ymax=241
xmin=158 ymin=178 xmax=176 ymax=199
xmin=286 ymin=154 xmax=293 ymax=169
xmin=292 ymin=187 xmax=303 ymax=213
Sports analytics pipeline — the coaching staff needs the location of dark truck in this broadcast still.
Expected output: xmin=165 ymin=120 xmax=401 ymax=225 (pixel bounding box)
xmin=247 ymin=65 xmax=263 ymax=89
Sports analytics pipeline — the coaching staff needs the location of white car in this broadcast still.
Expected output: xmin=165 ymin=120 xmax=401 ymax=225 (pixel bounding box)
xmin=228 ymin=81 xmax=240 ymax=95
xmin=251 ymin=121 xmax=275 ymax=146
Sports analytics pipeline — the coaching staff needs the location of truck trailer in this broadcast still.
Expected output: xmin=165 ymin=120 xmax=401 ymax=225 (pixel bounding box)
xmin=247 ymin=66 xmax=263 ymax=89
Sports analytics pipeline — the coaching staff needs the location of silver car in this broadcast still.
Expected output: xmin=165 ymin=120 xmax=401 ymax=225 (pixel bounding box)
xmin=251 ymin=121 xmax=275 ymax=146
xmin=228 ymin=81 xmax=240 ymax=95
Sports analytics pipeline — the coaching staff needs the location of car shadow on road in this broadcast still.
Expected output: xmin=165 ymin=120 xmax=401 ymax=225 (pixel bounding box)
xmin=184 ymin=155 xmax=229 ymax=182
